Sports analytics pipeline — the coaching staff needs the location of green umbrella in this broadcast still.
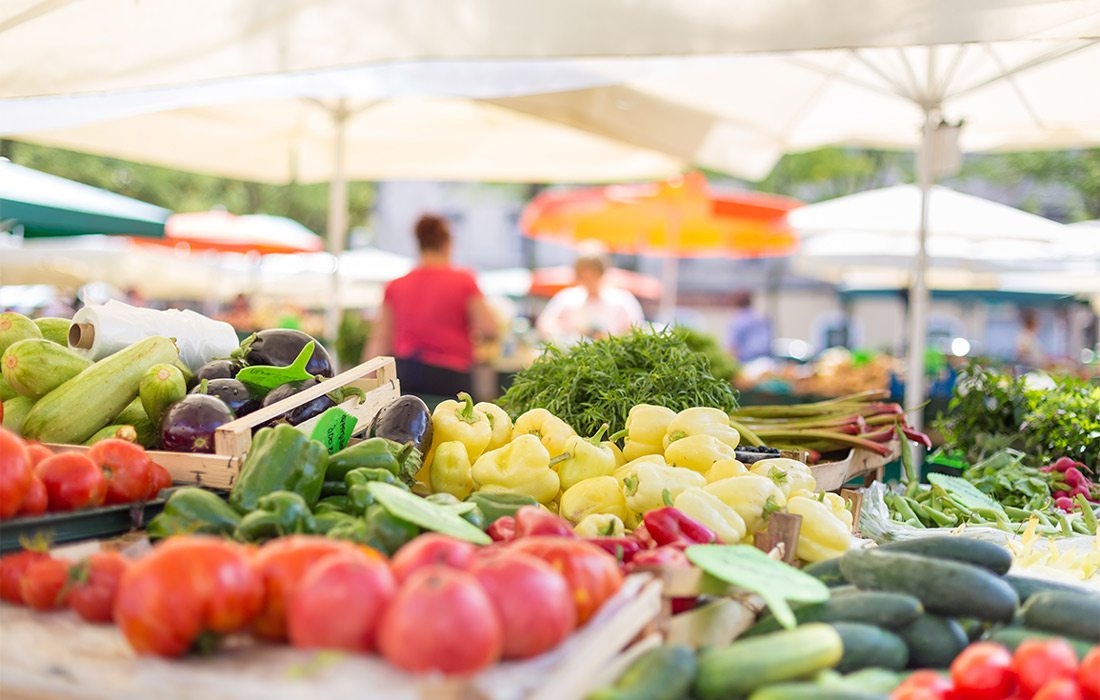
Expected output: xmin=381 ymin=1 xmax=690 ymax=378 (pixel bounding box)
xmin=0 ymin=160 xmax=168 ymax=238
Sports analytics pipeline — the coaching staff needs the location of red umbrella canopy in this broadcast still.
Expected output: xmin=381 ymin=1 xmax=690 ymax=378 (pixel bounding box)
xmin=529 ymin=266 xmax=663 ymax=300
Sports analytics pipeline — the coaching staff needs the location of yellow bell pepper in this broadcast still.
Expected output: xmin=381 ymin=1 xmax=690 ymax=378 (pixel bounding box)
xmin=555 ymin=424 xmax=618 ymax=491
xmin=622 ymin=404 xmax=676 ymax=461
xmin=663 ymin=407 xmax=741 ymax=450
xmin=705 ymin=458 xmax=748 ymax=483
xmin=512 ymin=408 xmax=576 ymax=456
xmin=475 ymin=401 xmax=514 ymax=451
xmin=428 ymin=441 xmax=475 ymax=500
xmin=606 ymin=441 xmax=627 ymax=468
xmin=620 ymin=460 xmax=706 ymax=514
xmin=821 ymin=491 xmax=854 ymax=531
xmin=559 ymin=476 xmax=633 ymax=525
xmin=749 ymin=458 xmax=817 ymax=498
xmin=673 ymin=487 xmax=747 ymax=544
xmin=429 ymin=392 xmax=492 ymax=463
xmin=471 ymin=434 xmax=561 ymax=504
xmin=704 ymin=474 xmax=787 ymax=533
xmin=574 ymin=513 xmax=626 ymax=538
xmin=786 ymin=494 xmax=853 ymax=563
xmin=664 ymin=434 xmax=737 ymax=473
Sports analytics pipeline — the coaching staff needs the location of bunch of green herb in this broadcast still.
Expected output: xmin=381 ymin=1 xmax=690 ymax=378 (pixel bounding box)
xmin=681 ymin=327 xmax=740 ymax=383
xmin=497 ymin=326 xmax=739 ymax=436
xmin=962 ymin=449 xmax=1052 ymax=511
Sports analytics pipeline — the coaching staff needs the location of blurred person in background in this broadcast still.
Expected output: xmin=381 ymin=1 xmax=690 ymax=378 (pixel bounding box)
xmin=1016 ymin=308 xmax=1047 ymax=367
xmin=726 ymin=291 xmax=772 ymax=362
xmin=223 ymin=293 xmax=254 ymax=332
xmin=366 ymin=214 xmax=497 ymax=397
xmin=536 ymin=242 xmax=644 ymax=345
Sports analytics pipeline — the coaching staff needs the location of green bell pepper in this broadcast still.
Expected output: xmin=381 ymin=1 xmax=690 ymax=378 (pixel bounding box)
xmin=314 ymin=510 xmax=357 ymax=534
xmin=315 ymin=495 xmax=351 ymax=513
xmin=229 ymin=425 xmax=328 ymax=511
xmin=326 ymin=437 xmax=421 ymax=484
xmin=345 ymin=467 xmax=409 ymax=514
xmin=465 ymin=492 xmax=538 ymax=524
xmin=363 ymin=504 xmax=420 ymax=556
xmin=146 ymin=487 xmax=242 ymax=539
xmin=233 ymin=491 xmax=317 ymax=542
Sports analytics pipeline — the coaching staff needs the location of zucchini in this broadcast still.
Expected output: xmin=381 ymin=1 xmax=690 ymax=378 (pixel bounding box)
xmin=1020 ymin=590 xmax=1100 ymax=642
xmin=2 ymin=338 xmax=92 ymax=398
xmin=830 ymin=622 xmax=908 ymax=673
xmin=749 ymin=684 xmax=888 ymax=700
xmin=878 ymin=537 xmax=1012 ymax=575
xmin=33 ymin=317 xmax=71 ymax=346
xmin=115 ymin=398 xmax=158 ymax=448
xmin=833 ymin=669 xmax=905 ymax=695
xmin=0 ymin=312 xmax=42 ymax=355
xmin=21 ymin=336 xmax=179 ymax=444
xmin=744 ymin=591 xmax=923 ymax=637
xmin=1004 ymin=574 xmax=1097 ymax=603
xmin=588 ymin=644 xmax=697 ymax=700
xmin=896 ymin=615 xmax=968 ymax=668
xmin=986 ymin=626 xmax=1096 ymax=659
xmin=693 ymin=623 xmax=844 ymax=700
xmin=803 ymin=558 xmax=848 ymax=587
xmin=838 ymin=549 xmax=1018 ymax=622
xmin=84 ymin=424 xmax=138 ymax=445
xmin=139 ymin=362 xmax=187 ymax=427
xmin=2 ymin=395 xmax=35 ymax=434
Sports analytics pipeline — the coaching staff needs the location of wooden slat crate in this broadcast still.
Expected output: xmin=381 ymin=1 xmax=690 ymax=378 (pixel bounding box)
xmin=811 ymin=439 xmax=900 ymax=492
xmin=47 ymin=356 xmax=401 ymax=491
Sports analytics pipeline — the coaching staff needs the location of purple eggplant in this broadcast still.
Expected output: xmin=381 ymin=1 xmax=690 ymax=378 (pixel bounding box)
xmin=261 ymin=378 xmax=333 ymax=426
xmin=238 ymin=329 xmax=333 ymax=378
xmin=369 ymin=395 xmax=433 ymax=454
xmin=191 ymin=378 xmax=261 ymax=417
xmin=188 ymin=359 xmax=245 ymax=389
xmin=160 ymin=394 xmax=235 ymax=453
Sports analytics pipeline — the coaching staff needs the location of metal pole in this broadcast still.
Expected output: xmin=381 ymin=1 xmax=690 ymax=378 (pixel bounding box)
xmin=904 ymin=107 xmax=937 ymax=430
xmin=324 ymin=100 xmax=349 ymax=348
xmin=658 ymin=205 xmax=682 ymax=324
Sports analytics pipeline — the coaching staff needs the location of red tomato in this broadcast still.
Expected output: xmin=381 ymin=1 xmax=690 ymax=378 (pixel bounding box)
xmin=378 ymin=565 xmax=503 ymax=675
xmin=390 ymin=534 xmax=476 ymax=583
xmin=87 ymin=439 xmax=153 ymax=505
xmin=147 ymin=463 xmax=173 ymax=499
xmin=0 ymin=550 xmax=51 ymax=603
xmin=37 ymin=453 xmax=107 ymax=511
xmin=114 ymin=536 xmax=263 ymax=657
xmin=0 ymin=427 xmax=33 ymax=518
xmin=1080 ymin=647 xmax=1100 ymax=700
xmin=68 ymin=551 xmax=130 ymax=624
xmin=1013 ymin=639 xmax=1079 ymax=698
xmin=25 ymin=443 xmax=54 ymax=468
xmin=16 ymin=475 xmax=47 ymax=516
xmin=20 ymin=557 xmax=71 ymax=611
xmin=470 ymin=551 xmax=576 ymax=659
xmin=251 ymin=535 xmax=363 ymax=641
xmin=507 ymin=536 xmax=624 ymax=625
xmin=891 ymin=670 xmax=954 ymax=700
xmin=1033 ymin=678 xmax=1084 ymax=700
xmin=287 ymin=550 xmax=395 ymax=652
xmin=952 ymin=643 xmax=1018 ymax=700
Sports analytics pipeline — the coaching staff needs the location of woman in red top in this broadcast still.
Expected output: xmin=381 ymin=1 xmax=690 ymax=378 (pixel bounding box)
xmin=366 ymin=214 xmax=497 ymax=397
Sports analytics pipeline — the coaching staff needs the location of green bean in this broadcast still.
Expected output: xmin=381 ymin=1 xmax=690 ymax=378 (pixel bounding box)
xmin=1075 ymin=495 xmax=1097 ymax=535
xmin=1036 ymin=511 xmax=1055 ymax=528
xmin=1003 ymin=505 xmax=1032 ymax=520
xmin=1058 ymin=514 xmax=1073 ymax=538
xmin=892 ymin=495 xmax=920 ymax=523
xmin=1071 ymin=517 xmax=1091 ymax=535
xmin=923 ymin=506 xmax=958 ymax=528
xmin=904 ymin=517 xmax=925 ymax=529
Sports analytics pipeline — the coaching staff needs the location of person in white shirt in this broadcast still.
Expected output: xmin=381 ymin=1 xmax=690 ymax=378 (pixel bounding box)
xmin=536 ymin=244 xmax=645 ymax=345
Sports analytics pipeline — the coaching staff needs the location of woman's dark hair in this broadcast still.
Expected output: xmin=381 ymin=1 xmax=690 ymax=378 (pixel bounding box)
xmin=415 ymin=214 xmax=451 ymax=252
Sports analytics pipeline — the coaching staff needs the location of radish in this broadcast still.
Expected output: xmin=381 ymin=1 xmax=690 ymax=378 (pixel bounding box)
xmin=1054 ymin=496 xmax=1076 ymax=512
xmin=1049 ymin=457 xmax=1079 ymax=473
xmin=1064 ymin=467 xmax=1086 ymax=488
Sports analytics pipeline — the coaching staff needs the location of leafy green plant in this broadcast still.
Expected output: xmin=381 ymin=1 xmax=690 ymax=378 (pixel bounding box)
xmin=681 ymin=328 xmax=740 ymax=383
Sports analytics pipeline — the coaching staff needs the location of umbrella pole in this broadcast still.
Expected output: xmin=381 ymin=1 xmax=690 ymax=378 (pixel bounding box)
xmin=658 ymin=204 xmax=682 ymax=324
xmin=324 ymin=100 xmax=350 ymax=348
xmin=904 ymin=107 xmax=937 ymax=431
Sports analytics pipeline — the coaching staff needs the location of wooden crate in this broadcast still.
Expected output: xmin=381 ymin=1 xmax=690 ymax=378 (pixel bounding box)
xmin=47 ymin=356 xmax=400 ymax=491
xmin=0 ymin=571 xmax=661 ymax=700
xmin=811 ymin=439 xmax=899 ymax=492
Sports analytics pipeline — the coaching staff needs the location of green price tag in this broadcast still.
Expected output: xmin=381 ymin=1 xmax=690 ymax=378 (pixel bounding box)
xmin=237 ymin=341 xmax=316 ymax=391
xmin=310 ymin=406 xmax=358 ymax=454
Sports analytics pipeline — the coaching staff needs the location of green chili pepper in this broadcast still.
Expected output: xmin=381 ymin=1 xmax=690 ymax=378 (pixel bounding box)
xmin=465 ymin=492 xmax=538 ymax=524
xmin=146 ymin=487 xmax=242 ymax=539
xmin=234 ymin=491 xmax=317 ymax=542
xmin=426 ymin=493 xmax=487 ymax=530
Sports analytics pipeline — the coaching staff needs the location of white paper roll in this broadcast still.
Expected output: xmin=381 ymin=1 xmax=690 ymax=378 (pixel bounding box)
xmin=70 ymin=300 xmax=239 ymax=370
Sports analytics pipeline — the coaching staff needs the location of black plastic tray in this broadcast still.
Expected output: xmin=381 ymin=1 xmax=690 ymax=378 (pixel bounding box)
xmin=0 ymin=488 xmax=178 ymax=553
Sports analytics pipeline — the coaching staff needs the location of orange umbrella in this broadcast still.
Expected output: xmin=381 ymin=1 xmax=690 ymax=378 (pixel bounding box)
xmin=137 ymin=211 xmax=324 ymax=255
xmin=529 ymin=266 xmax=663 ymax=300
xmin=521 ymin=172 xmax=801 ymax=258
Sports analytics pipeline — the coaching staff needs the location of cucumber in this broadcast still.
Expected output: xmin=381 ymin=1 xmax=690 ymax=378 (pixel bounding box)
xmin=1004 ymin=574 xmax=1098 ymax=603
xmin=0 ymin=312 xmax=42 ymax=355
xmin=830 ymin=622 xmax=908 ymax=673
xmin=833 ymin=668 xmax=905 ymax=695
xmin=749 ymin=684 xmax=888 ymax=700
xmin=803 ymin=558 xmax=848 ymax=587
xmin=896 ymin=615 xmax=968 ymax=668
xmin=84 ymin=424 xmax=138 ymax=445
xmin=0 ymin=377 xmax=16 ymax=401
xmin=878 ymin=537 xmax=1012 ymax=575
xmin=1020 ymin=590 xmax=1100 ymax=642
xmin=958 ymin=617 xmax=987 ymax=642
xmin=838 ymin=549 xmax=1018 ymax=622
xmin=744 ymin=591 xmax=923 ymax=637
xmin=2 ymin=395 xmax=35 ymax=434
xmin=588 ymin=644 xmax=697 ymax=700
xmin=987 ymin=626 xmax=1096 ymax=659
xmin=33 ymin=317 xmax=71 ymax=346
xmin=22 ymin=336 xmax=179 ymax=444
xmin=2 ymin=338 xmax=92 ymax=398
xmin=139 ymin=362 xmax=187 ymax=427
xmin=115 ymin=398 xmax=158 ymax=448
xmin=693 ymin=623 xmax=844 ymax=700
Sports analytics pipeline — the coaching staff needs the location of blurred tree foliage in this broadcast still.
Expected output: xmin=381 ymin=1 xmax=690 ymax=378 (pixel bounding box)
xmin=2 ymin=140 xmax=374 ymax=239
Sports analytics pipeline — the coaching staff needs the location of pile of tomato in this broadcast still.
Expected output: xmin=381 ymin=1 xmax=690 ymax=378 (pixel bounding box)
xmin=894 ymin=640 xmax=1099 ymax=700
xmin=0 ymin=429 xmax=172 ymax=518
xmin=0 ymin=531 xmax=623 ymax=675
